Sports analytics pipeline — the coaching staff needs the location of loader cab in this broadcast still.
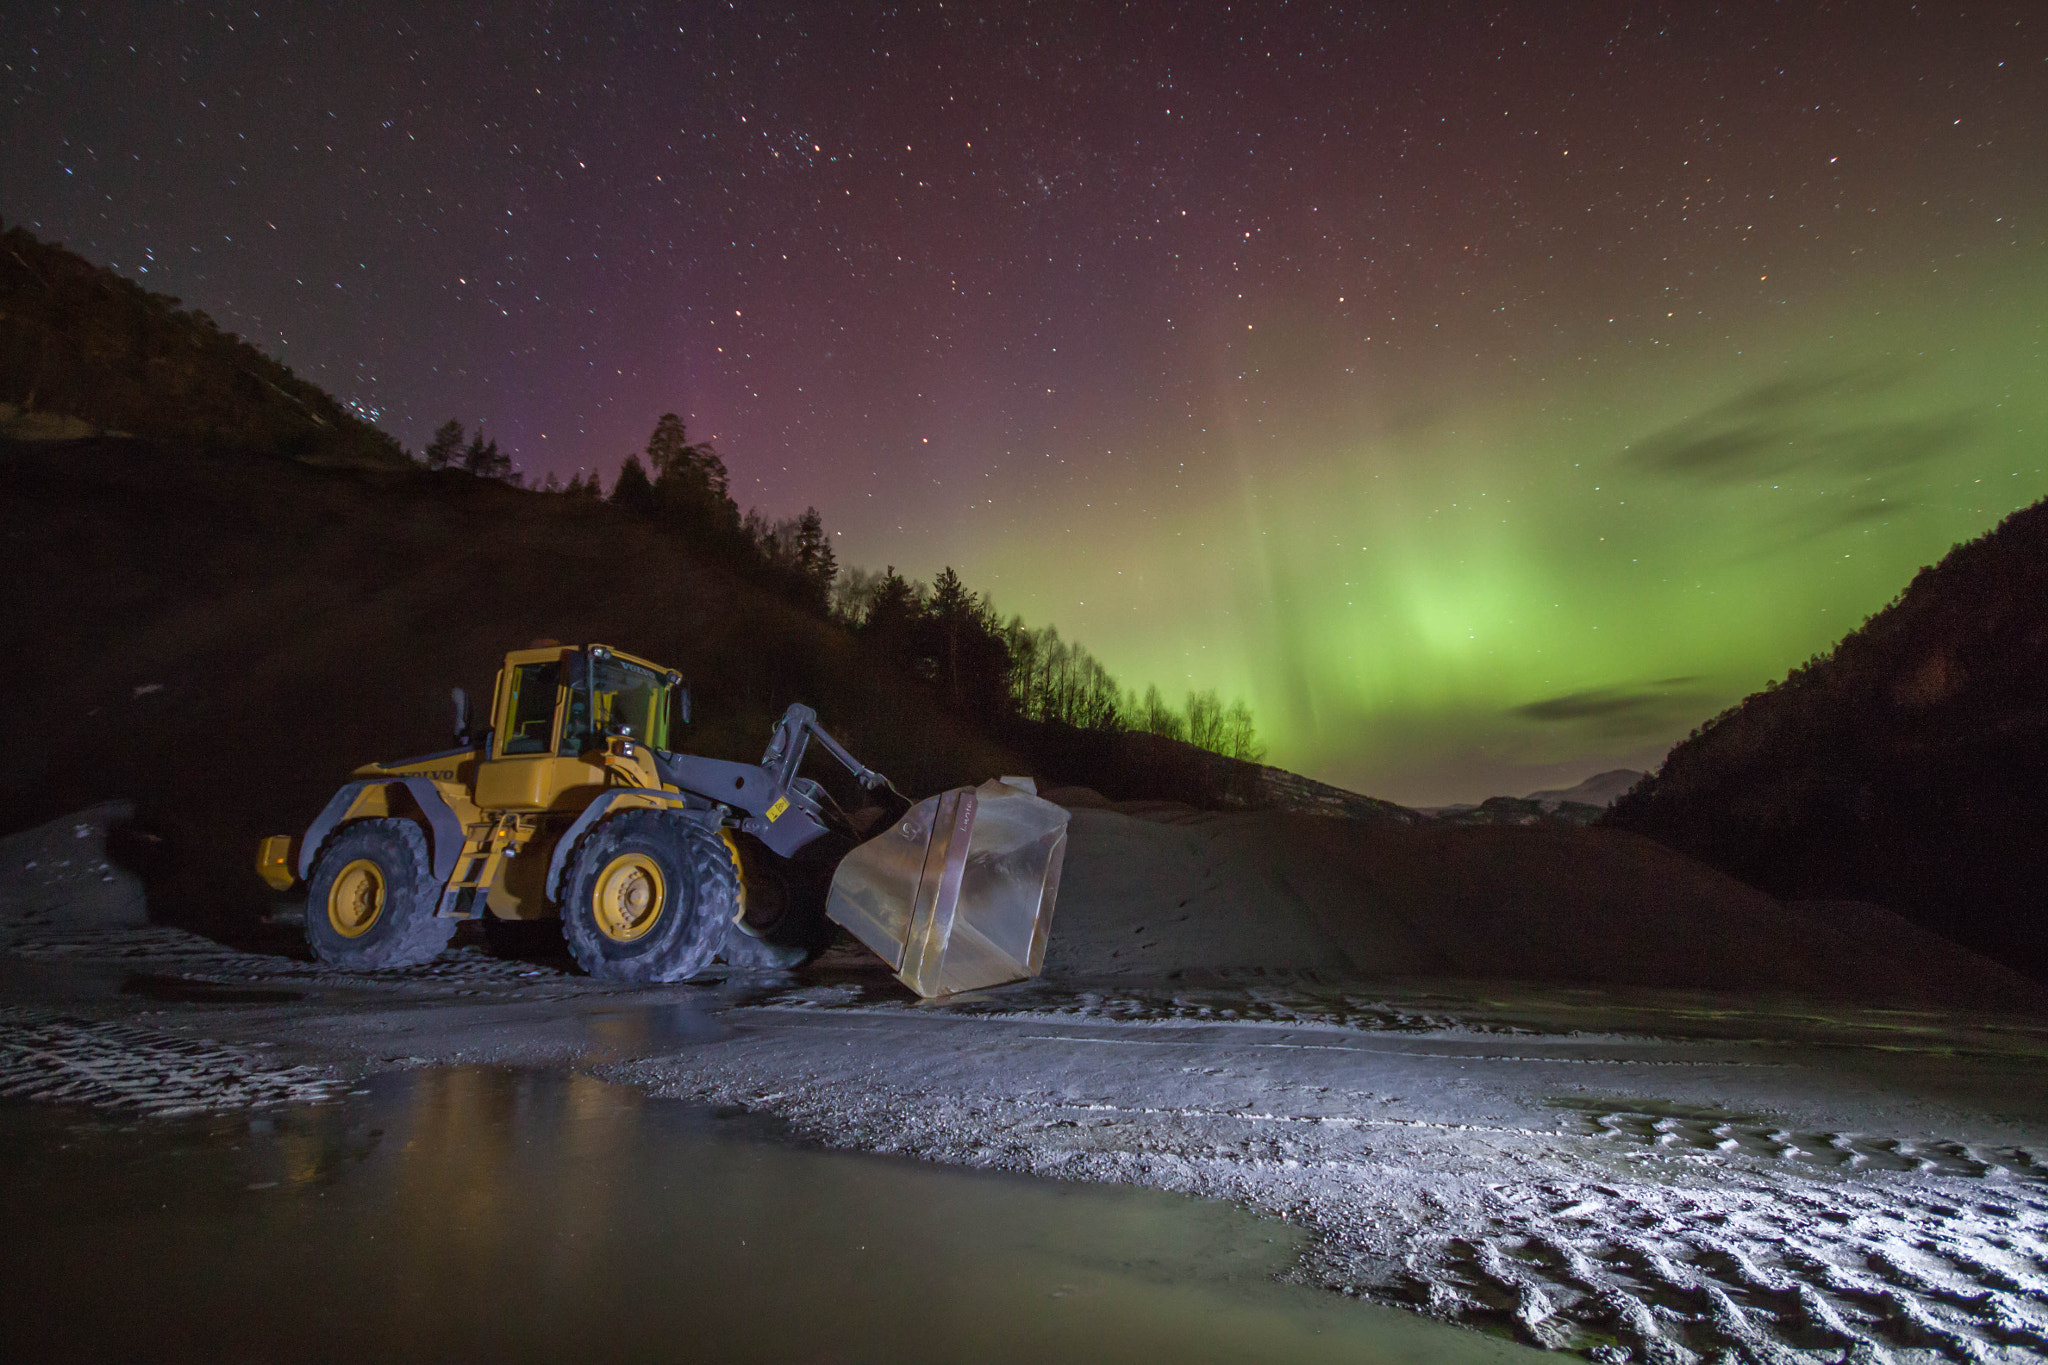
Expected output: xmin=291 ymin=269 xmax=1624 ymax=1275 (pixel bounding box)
xmin=475 ymin=645 xmax=685 ymax=811
xmin=558 ymin=647 xmax=681 ymax=756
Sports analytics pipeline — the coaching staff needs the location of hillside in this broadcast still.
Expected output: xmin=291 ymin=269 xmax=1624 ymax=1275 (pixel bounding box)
xmin=0 ymin=435 xmax=1021 ymax=932
xmin=1608 ymin=497 xmax=2048 ymax=979
xmin=0 ymin=221 xmax=407 ymax=466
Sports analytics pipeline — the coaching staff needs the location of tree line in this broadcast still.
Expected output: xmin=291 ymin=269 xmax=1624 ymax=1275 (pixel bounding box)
xmin=832 ymin=568 xmax=1262 ymax=764
xmin=418 ymin=410 xmax=1262 ymax=764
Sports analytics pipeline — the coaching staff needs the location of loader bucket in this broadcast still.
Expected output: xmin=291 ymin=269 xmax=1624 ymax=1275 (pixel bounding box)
xmin=825 ymin=779 xmax=1069 ymax=999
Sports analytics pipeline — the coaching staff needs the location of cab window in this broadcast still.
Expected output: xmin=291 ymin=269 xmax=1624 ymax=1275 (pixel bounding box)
xmin=501 ymin=662 xmax=561 ymax=756
xmin=560 ymin=654 xmax=668 ymax=754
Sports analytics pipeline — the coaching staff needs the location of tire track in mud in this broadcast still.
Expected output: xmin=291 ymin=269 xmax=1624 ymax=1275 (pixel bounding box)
xmin=0 ymin=1007 xmax=344 ymax=1115
xmin=1385 ymin=1177 xmax=2048 ymax=1363
xmin=758 ymin=979 xmax=1528 ymax=1034
xmin=1559 ymin=1099 xmax=2047 ymax=1184
xmin=1 ymin=926 xmax=587 ymax=995
xmin=1373 ymin=1101 xmax=2048 ymax=1360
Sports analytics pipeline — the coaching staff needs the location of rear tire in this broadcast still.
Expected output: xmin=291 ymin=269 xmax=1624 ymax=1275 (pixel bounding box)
xmin=305 ymin=819 xmax=455 ymax=969
xmin=561 ymin=810 xmax=733 ymax=982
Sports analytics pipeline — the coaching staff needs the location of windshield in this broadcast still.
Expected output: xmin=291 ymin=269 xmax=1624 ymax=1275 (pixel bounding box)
xmin=560 ymin=652 xmax=670 ymax=754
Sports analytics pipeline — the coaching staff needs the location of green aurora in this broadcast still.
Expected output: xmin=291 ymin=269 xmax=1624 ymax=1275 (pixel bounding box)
xmin=968 ymin=258 xmax=2047 ymax=806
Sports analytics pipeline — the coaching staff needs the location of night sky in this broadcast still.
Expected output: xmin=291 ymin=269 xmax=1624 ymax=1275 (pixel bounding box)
xmin=5 ymin=3 xmax=2044 ymax=803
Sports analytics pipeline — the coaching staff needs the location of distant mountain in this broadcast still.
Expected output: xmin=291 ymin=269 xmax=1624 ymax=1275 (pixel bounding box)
xmin=1408 ymin=769 xmax=1647 ymax=827
xmin=1525 ymin=769 xmax=1646 ymax=809
xmin=1420 ymin=796 xmax=1601 ymax=827
xmin=0 ymin=220 xmax=407 ymax=466
xmin=1607 ymin=498 xmax=2048 ymax=981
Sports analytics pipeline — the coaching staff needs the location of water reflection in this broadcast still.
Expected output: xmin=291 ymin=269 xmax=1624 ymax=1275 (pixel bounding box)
xmin=583 ymin=1002 xmax=734 ymax=1055
xmin=1 ymin=1070 xmax=1542 ymax=1363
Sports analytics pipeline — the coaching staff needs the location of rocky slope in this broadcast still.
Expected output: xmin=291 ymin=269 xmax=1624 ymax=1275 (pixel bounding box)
xmin=1608 ymin=498 xmax=2048 ymax=980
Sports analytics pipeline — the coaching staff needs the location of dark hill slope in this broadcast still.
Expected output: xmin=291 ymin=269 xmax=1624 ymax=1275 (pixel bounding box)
xmin=0 ymin=437 xmax=1015 ymax=934
xmin=1608 ymin=498 xmax=2048 ymax=979
xmin=1 ymin=222 xmax=406 ymax=466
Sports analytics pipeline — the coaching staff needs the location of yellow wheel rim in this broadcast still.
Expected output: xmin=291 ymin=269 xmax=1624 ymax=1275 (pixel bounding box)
xmin=328 ymin=858 xmax=385 ymax=938
xmin=721 ymin=830 xmax=751 ymax=927
xmin=593 ymin=852 xmax=665 ymax=942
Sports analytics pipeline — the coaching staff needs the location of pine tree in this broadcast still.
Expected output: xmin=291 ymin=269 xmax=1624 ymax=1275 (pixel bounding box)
xmin=920 ymin=567 xmax=1014 ymax=718
xmin=646 ymin=412 xmax=693 ymax=479
xmin=611 ymin=454 xmax=655 ymax=515
xmin=862 ymin=567 xmax=926 ymax=675
xmin=423 ymin=418 xmax=464 ymax=470
xmin=793 ymin=507 xmax=836 ymax=610
xmin=461 ymin=430 xmax=511 ymax=480
xmin=643 ymin=412 xmax=739 ymax=548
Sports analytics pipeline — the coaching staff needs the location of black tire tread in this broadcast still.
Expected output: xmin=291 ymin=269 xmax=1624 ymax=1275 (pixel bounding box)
xmin=304 ymin=818 xmax=455 ymax=969
xmin=560 ymin=810 xmax=734 ymax=982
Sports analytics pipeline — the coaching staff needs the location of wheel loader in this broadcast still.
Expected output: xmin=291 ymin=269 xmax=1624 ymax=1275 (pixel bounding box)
xmin=256 ymin=642 xmax=1069 ymax=997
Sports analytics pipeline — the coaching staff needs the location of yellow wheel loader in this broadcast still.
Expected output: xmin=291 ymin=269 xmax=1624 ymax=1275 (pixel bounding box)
xmin=256 ymin=642 xmax=1068 ymax=997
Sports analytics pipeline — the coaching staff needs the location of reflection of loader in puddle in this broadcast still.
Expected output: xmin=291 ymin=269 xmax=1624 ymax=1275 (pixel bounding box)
xmin=257 ymin=642 xmax=1067 ymax=997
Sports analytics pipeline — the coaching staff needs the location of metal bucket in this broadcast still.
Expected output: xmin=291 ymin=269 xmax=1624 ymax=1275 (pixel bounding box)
xmin=825 ymin=778 xmax=1069 ymax=998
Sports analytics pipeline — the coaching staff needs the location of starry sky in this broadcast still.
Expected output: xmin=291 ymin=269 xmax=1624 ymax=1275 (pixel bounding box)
xmin=5 ymin=2 xmax=2045 ymax=803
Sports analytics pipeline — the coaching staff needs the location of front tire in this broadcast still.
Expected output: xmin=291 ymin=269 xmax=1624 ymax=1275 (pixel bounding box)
xmin=305 ymin=819 xmax=455 ymax=968
xmin=561 ymin=810 xmax=733 ymax=982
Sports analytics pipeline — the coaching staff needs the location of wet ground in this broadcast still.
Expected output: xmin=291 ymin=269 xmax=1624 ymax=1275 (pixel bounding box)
xmin=4 ymin=923 xmax=2048 ymax=1362
xmin=1 ymin=1067 xmax=1539 ymax=1364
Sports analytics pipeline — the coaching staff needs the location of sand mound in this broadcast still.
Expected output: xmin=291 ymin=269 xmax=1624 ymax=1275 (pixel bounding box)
xmin=1043 ymin=807 xmax=2046 ymax=1010
xmin=0 ymin=803 xmax=148 ymax=931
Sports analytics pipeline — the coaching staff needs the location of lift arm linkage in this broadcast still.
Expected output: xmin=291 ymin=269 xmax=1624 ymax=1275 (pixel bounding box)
xmin=759 ymin=704 xmax=890 ymax=794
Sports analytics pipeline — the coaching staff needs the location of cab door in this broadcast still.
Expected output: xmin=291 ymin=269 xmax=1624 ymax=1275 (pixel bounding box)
xmin=474 ymin=652 xmax=604 ymax=811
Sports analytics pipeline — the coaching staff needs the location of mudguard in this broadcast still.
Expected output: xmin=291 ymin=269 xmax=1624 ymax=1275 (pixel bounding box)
xmin=544 ymin=787 xmax=715 ymax=904
xmin=297 ymin=778 xmax=467 ymax=884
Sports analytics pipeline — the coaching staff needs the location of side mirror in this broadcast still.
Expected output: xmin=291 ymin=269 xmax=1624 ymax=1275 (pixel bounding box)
xmin=451 ymin=687 xmax=472 ymax=746
xmin=675 ymin=686 xmax=692 ymax=726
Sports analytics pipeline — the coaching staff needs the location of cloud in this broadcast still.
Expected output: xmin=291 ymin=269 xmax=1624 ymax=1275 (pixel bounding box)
xmin=1513 ymin=688 xmax=1665 ymax=721
xmin=1629 ymin=424 xmax=1782 ymax=478
xmin=1510 ymin=681 xmax=1715 ymax=738
xmin=1828 ymin=415 xmax=1973 ymax=473
xmin=1621 ymin=366 xmax=1972 ymax=485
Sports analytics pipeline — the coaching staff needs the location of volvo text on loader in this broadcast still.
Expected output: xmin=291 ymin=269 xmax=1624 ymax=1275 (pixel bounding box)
xmin=257 ymin=642 xmax=1069 ymax=998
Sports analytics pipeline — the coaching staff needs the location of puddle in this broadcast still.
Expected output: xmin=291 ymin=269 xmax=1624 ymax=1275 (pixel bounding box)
xmin=582 ymin=1001 xmax=734 ymax=1053
xmin=0 ymin=1067 xmax=1540 ymax=1363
